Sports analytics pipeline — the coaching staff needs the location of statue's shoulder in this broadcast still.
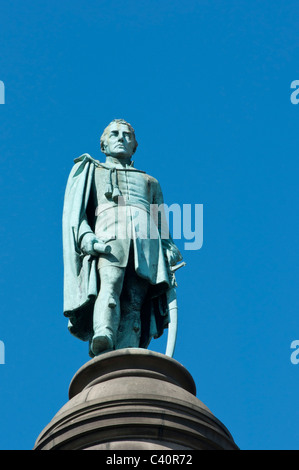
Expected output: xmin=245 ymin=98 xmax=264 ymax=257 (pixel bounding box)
xmin=74 ymin=153 xmax=100 ymax=166
xmin=145 ymin=173 xmax=160 ymax=188
xmin=138 ymin=169 xmax=159 ymax=185
xmin=68 ymin=154 xmax=102 ymax=180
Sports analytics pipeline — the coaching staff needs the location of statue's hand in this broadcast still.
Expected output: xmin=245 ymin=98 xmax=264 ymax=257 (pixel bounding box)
xmin=165 ymin=246 xmax=183 ymax=267
xmin=93 ymin=241 xmax=111 ymax=254
xmin=81 ymin=234 xmax=111 ymax=256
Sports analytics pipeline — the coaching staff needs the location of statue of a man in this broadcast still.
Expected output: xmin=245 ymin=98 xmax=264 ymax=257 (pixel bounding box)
xmin=62 ymin=119 xmax=183 ymax=357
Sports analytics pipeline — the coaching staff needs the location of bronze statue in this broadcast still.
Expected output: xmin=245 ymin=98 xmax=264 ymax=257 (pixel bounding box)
xmin=62 ymin=119 xmax=184 ymax=357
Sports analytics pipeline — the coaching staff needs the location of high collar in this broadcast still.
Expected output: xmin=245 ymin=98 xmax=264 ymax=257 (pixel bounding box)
xmin=104 ymin=156 xmax=134 ymax=169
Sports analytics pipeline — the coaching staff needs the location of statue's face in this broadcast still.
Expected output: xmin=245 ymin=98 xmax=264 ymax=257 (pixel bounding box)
xmin=104 ymin=122 xmax=136 ymax=158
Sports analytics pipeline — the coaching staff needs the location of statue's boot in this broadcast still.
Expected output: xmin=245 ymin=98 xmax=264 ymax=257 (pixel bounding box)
xmin=91 ymin=335 xmax=113 ymax=356
xmin=91 ymin=293 xmax=120 ymax=356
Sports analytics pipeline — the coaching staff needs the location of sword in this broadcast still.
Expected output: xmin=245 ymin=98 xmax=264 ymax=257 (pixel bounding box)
xmin=165 ymin=261 xmax=186 ymax=357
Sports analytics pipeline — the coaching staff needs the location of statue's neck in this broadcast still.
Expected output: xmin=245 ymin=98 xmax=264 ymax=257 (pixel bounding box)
xmin=105 ymin=156 xmax=132 ymax=168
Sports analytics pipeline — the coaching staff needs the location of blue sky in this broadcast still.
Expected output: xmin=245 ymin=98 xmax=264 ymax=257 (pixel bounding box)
xmin=0 ymin=0 xmax=299 ymax=450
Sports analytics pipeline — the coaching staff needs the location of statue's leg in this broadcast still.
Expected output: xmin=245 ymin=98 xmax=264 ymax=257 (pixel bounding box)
xmin=91 ymin=266 xmax=125 ymax=355
xmin=116 ymin=261 xmax=149 ymax=350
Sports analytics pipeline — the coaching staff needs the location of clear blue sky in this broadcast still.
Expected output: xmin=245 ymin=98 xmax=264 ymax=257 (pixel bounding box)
xmin=0 ymin=0 xmax=298 ymax=450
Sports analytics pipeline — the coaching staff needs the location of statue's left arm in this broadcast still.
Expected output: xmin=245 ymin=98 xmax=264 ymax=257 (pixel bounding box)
xmin=153 ymin=180 xmax=183 ymax=267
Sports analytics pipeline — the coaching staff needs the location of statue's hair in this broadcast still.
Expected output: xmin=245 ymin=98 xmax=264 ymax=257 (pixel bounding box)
xmin=100 ymin=119 xmax=138 ymax=155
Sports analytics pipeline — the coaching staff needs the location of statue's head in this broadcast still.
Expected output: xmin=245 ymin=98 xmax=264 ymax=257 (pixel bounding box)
xmin=100 ymin=119 xmax=138 ymax=158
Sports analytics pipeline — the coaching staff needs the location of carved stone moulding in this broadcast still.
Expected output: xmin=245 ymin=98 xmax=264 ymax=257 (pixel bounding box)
xmin=34 ymin=349 xmax=238 ymax=450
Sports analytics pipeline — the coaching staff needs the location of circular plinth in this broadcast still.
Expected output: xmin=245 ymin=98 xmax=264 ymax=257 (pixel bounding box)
xmin=34 ymin=349 xmax=238 ymax=450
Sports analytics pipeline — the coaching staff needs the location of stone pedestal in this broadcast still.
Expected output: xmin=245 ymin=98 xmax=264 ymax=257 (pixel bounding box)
xmin=33 ymin=349 xmax=238 ymax=450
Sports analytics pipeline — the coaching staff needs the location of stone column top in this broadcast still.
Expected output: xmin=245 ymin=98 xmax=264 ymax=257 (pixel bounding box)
xmin=68 ymin=348 xmax=197 ymax=399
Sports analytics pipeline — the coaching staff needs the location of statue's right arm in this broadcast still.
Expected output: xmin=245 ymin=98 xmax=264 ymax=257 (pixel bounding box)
xmin=78 ymin=220 xmax=110 ymax=256
xmin=67 ymin=155 xmax=111 ymax=256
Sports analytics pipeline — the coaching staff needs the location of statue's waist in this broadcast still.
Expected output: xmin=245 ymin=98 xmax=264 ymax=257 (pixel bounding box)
xmin=95 ymin=198 xmax=152 ymax=216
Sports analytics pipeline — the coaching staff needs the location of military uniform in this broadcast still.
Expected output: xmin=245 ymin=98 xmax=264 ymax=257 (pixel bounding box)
xmin=63 ymin=154 xmax=181 ymax=355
